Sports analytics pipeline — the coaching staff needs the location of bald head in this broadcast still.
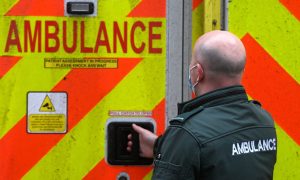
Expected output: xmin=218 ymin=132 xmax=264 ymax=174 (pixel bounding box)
xmin=193 ymin=30 xmax=246 ymax=78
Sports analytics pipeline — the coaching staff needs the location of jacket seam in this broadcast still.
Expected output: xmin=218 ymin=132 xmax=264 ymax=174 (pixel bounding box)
xmin=200 ymin=125 xmax=275 ymax=145
xmin=169 ymin=125 xmax=203 ymax=150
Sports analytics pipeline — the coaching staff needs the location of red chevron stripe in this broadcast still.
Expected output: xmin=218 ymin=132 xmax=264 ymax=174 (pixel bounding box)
xmin=242 ymin=34 xmax=300 ymax=145
xmin=280 ymin=0 xmax=300 ymax=21
xmin=193 ymin=0 xmax=204 ymax=10
xmin=85 ymin=161 xmax=152 ymax=180
xmin=128 ymin=0 xmax=202 ymax=17
xmin=127 ymin=0 xmax=166 ymax=18
xmin=0 ymin=58 xmax=142 ymax=179
xmin=84 ymin=98 xmax=165 ymax=180
xmin=6 ymin=0 xmax=64 ymax=16
xmin=152 ymin=99 xmax=166 ymax=136
xmin=0 ymin=56 xmax=21 ymax=78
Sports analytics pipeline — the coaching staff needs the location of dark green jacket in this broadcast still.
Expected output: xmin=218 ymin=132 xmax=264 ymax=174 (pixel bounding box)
xmin=152 ymin=86 xmax=277 ymax=180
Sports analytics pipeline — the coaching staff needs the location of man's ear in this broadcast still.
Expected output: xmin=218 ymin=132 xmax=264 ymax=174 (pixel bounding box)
xmin=197 ymin=63 xmax=204 ymax=81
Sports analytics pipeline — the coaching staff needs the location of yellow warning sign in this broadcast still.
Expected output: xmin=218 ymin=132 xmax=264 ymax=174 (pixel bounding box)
xmin=39 ymin=95 xmax=56 ymax=112
xmin=27 ymin=92 xmax=67 ymax=133
xmin=44 ymin=58 xmax=118 ymax=69
xmin=28 ymin=114 xmax=66 ymax=133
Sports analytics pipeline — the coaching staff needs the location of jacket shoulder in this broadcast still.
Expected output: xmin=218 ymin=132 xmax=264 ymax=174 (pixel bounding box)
xmin=169 ymin=106 xmax=204 ymax=125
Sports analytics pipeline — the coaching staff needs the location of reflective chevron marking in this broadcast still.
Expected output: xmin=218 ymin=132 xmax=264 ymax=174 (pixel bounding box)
xmin=222 ymin=1 xmax=300 ymax=179
xmin=0 ymin=56 xmax=21 ymax=77
xmin=23 ymin=57 xmax=165 ymax=179
xmin=0 ymin=0 xmax=166 ymax=179
xmin=0 ymin=56 xmax=70 ymax=139
xmin=5 ymin=0 xmax=64 ymax=16
xmin=193 ymin=0 xmax=204 ymax=10
xmin=0 ymin=0 xmax=19 ymax=15
xmin=280 ymin=0 xmax=300 ymax=21
xmin=127 ymin=0 xmax=166 ymax=17
xmin=229 ymin=0 xmax=300 ymax=83
xmin=242 ymin=34 xmax=300 ymax=145
xmin=0 ymin=58 xmax=141 ymax=179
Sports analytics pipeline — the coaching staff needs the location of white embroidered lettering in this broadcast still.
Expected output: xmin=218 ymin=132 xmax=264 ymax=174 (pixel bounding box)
xmin=232 ymin=138 xmax=276 ymax=156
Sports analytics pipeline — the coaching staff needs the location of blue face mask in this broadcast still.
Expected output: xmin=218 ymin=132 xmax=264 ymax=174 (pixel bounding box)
xmin=188 ymin=64 xmax=200 ymax=94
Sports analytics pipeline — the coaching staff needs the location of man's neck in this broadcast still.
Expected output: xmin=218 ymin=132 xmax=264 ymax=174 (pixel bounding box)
xmin=195 ymin=81 xmax=242 ymax=96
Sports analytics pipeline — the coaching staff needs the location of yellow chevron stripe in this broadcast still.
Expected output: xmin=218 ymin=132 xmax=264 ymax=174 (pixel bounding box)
xmin=143 ymin=170 xmax=153 ymax=180
xmin=204 ymin=0 xmax=221 ymax=32
xmin=192 ymin=2 xmax=204 ymax=47
xmin=0 ymin=0 xmax=19 ymax=15
xmin=274 ymin=125 xmax=300 ymax=179
xmin=23 ymin=56 xmax=166 ymax=179
xmin=99 ymin=0 xmax=141 ymax=18
xmin=229 ymin=0 xmax=300 ymax=83
xmin=0 ymin=56 xmax=69 ymax=139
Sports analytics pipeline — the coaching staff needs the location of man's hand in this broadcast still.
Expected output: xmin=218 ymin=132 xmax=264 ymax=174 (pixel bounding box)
xmin=127 ymin=124 xmax=158 ymax=158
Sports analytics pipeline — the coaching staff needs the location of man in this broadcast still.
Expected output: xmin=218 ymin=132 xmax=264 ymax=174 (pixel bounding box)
xmin=127 ymin=30 xmax=277 ymax=179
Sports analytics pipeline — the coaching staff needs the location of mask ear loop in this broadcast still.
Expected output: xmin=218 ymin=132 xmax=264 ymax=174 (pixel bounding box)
xmin=192 ymin=63 xmax=202 ymax=89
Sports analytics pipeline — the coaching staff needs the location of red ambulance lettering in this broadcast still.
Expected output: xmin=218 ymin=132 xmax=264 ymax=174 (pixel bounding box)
xmin=63 ymin=21 xmax=77 ymax=53
xmin=131 ymin=21 xmax=146 ymax=54
xmin=45 ymin=21 xmax=60 ymax=52
xmin=80 ymin=21 xmax=93 ymax=53
xmin=4 ymin=20 xmax=163 ymax=54
xmin=149 ymin=21 xmax=162 ymax=53
xmin=24 ymin=20 xmax=42 ymax=52
xmin=113 ymin=21 xmax=128 ymax=53
xmin=94 ymin=21 xmax=111 ymax=53
xmin=5 ymin=20 xmax=22 ymax=52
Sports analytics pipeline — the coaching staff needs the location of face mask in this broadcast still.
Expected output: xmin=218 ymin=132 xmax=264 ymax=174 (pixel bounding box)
xmin=188 ymin=64 xmax=200 ymax=94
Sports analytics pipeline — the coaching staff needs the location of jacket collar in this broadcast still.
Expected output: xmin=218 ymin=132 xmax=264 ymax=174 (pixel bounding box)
xmin=177 ymin=85 xmax=248 ymax=114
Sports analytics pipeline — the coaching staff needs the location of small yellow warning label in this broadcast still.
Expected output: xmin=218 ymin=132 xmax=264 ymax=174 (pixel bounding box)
xmin=28 ymin=114 xmax=66 ymax=133
xmin=44 ymin=58 xmax=118 ymax=69
xmin=27 ymin=92 xmax=67 ymax=133
xmin=39 ymin=95 xmax=55 ymax=112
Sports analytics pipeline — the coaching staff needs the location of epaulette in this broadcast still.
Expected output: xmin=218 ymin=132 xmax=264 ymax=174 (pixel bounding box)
xmin=170 ymin=106 xmax=204 ymax=125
